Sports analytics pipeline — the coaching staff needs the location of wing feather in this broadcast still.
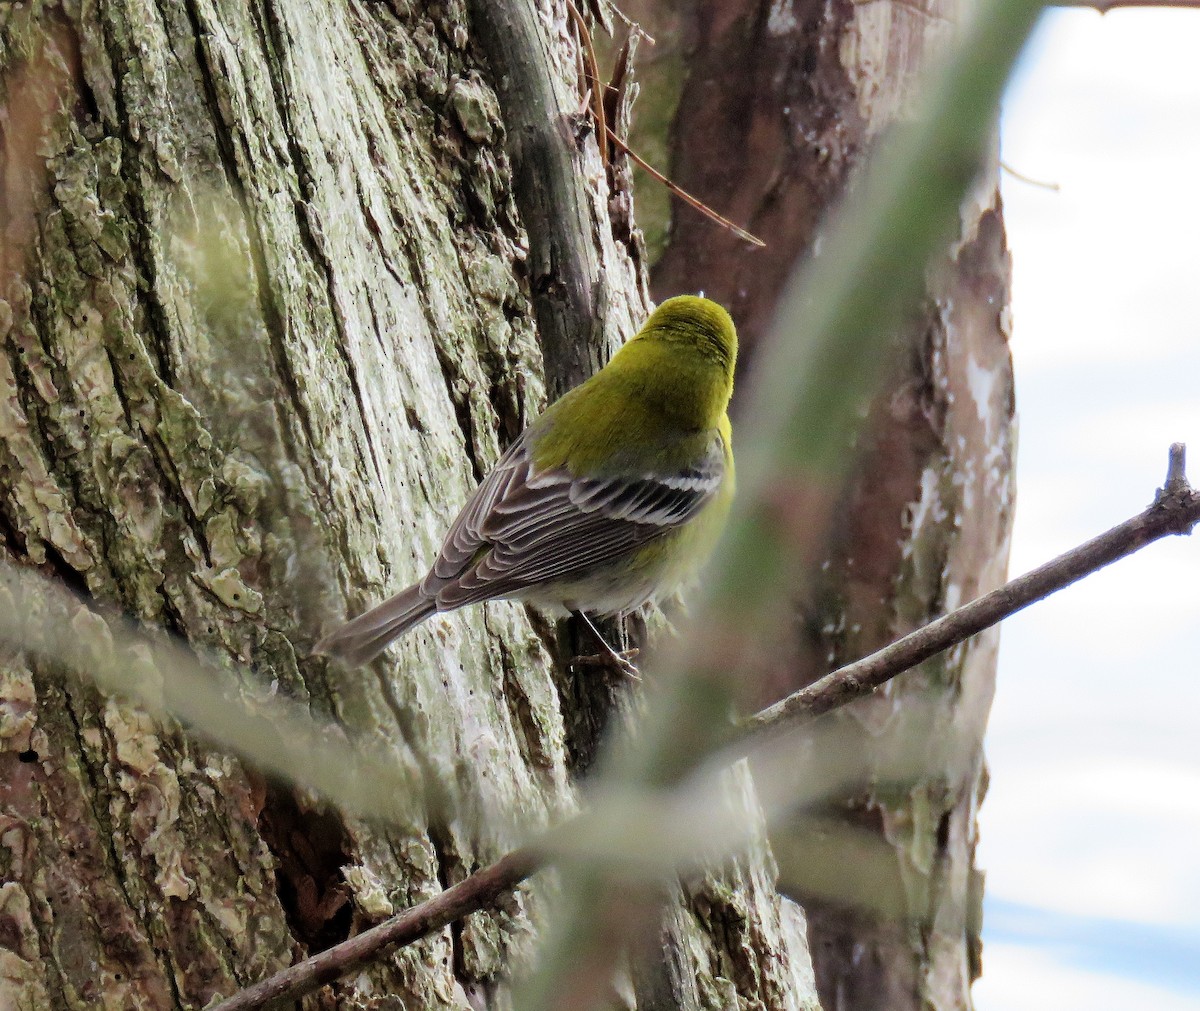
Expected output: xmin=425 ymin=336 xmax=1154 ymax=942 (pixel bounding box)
xmin=421 ymin=431 xmax=726 ymax=610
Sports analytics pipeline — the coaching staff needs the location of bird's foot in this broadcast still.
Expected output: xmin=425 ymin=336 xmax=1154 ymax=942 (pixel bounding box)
xmin=570 ymin=610 xmax=643 ymax=681
xmin=570 ymin=646 xmax=642 ymax=681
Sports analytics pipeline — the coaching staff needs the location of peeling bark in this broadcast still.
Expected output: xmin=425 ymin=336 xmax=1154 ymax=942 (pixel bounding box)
xmin=0 ymin=1 xmax=817 ymax=1008
xmin=776 ymin=198 xmax=1013 ymax=1011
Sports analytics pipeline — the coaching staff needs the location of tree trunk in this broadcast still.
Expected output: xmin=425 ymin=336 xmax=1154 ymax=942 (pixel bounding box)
xmin=0 ymin=1 xmax=817 ymax=1008
xmin=618 ymin=1 xmax=1015 ymax=1009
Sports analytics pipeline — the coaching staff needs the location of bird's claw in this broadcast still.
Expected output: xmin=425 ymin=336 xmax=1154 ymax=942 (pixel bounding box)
xmin=571 ymin=646 xmax=642 ymax=681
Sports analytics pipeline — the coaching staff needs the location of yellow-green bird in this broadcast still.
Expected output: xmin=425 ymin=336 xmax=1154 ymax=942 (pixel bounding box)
xmin=315 ymin=295 xmax=737 ymax=667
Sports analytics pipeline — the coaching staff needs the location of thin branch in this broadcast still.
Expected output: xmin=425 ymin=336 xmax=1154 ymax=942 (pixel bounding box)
xmin=1164 ymin=440 xmax=1188 ymax=492
xmin=566 ymin=0 xmax=609 ymax=164
xmin=604 ymin=126 xmax=766 ymax=247
xmin=213 ymin=446 xmax=1200 ymax=1011
xmin=1054 ymin=0 xmax=1200 ymax=9
xmin=1000 ymin=160 xmax=1061 ymax=191
xmin=740 ymin=443 xmax=1200 ymax=739
xmin=563 ymin=0 xmax=765 ymax=248
xmin=212 ymin=848 xmax=542 ymax=1011
xmin=603 ymin=0 xmax=655 ymax=42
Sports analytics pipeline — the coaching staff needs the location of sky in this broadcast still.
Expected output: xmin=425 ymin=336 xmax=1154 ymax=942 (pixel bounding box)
xmin=975 ymin=8 xmax=1200 ymax=1010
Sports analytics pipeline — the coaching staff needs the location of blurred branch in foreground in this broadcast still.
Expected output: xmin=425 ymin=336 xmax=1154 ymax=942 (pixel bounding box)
xmin=211 ymin=443 xmax=1200 ymax=1011
xmin=0 ymin=572 xmax=425 ymax=828
xmin=517 ymin=0 xmax=1052 ymax=1003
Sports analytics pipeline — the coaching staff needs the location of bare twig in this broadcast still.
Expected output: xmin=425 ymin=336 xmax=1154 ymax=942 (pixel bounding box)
xmin=1054 ymin=0 xmax=1200 ymax=9
xmin=1000 ymin=160 xmax=1061 ymax=191
xmin=741 ymin=444 xmax=1200 ymax=740
xmin=603 ymin=0 xmax=655 ymax=42
xmin=604 ymin=126 xmax=766 ymax=247
xmin=562 ymin=0 xmax=764 ymax=247
xmin=566 ymin=0 xmax=609 ymax=164
xmin=1163 ymin=440 xmax=1188 ymax=493
xmin=213 ymin=446 xmax=1200 ymax=1011
xmin=211 ymin=847 xmax=541 ymax=1010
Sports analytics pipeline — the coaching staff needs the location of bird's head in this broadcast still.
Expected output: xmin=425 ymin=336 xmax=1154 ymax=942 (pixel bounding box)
xmin=634 ymin=295 xmax=738 ymax=378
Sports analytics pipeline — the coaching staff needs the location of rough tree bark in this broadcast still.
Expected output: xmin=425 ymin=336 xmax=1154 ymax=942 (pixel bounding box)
xmin=0 ymin=1 xmax=817 ymax=1009
xmin=619 ymin=1 xmax=1015 ymax=1009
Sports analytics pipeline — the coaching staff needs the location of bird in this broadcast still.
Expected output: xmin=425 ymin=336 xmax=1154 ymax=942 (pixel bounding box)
xmin=314 ymin=295 xmax=737 ymax=668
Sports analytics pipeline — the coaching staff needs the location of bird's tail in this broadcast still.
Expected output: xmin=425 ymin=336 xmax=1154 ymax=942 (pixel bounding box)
xmin=313 ymin=583 xmax=438 ymax=667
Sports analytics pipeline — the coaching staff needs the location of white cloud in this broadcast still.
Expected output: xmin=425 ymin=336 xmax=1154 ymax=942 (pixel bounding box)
xmin=974 ymin=942 xmax=1200 ymax=1011
xmin=979 ymin=757 xmax=1200 ymax=925
xmin=1002 ymin=10 xmax=1200 ymax=372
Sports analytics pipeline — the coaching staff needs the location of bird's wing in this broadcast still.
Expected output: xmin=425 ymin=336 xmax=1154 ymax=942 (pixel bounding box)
xmin=422 ymin=432 xmax=726 ymax=609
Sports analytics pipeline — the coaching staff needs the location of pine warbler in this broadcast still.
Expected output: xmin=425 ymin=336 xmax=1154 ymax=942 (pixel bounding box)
xmin=315 ymin=295 xmax=737 ymax=666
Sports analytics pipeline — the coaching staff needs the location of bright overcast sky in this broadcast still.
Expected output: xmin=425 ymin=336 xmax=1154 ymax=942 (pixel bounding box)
xmin=977 ymin=8 xmax=1200 ymax=1010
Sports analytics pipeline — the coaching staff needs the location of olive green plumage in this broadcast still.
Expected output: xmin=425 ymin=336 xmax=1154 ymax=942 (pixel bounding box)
xmin=315 ymin=295 xmax=737 ymax=667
